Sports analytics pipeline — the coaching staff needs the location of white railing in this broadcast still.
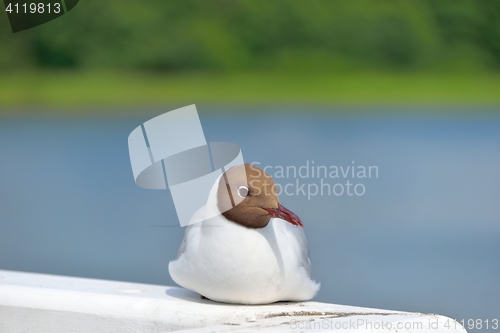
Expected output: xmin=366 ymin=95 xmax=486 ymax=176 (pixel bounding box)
xmin=0 ymin=270 xmax=466 ymax=332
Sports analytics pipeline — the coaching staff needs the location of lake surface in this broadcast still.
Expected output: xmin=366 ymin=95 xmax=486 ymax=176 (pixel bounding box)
xmin=0 ymin=108 xmax=499 ymax=331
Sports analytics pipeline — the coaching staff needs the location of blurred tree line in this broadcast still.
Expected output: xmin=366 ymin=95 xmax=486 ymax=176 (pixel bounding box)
xmin=1 ymin=0 xmax=499 ymax=73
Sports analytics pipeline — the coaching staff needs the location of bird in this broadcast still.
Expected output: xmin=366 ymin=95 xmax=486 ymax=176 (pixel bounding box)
xmin=168 ymin=163 xmax=320 ymax=305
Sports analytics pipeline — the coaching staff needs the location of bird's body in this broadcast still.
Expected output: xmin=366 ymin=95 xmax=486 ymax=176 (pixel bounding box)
xmin=168 ymin=164 xmax=320 ymax=304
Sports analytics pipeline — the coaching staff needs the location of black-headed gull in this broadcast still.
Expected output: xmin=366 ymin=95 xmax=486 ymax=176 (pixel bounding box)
xmin=169 ymin=164 xmax=320 ymax=304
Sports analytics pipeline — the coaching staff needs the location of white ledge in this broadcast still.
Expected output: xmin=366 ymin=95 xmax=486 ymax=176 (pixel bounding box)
xmin=0 ymin=270 xmax=466 ymax=332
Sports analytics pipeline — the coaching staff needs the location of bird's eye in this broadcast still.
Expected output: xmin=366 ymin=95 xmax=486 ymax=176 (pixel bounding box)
xmin=237 ymin=186 xmax=249 ymax=198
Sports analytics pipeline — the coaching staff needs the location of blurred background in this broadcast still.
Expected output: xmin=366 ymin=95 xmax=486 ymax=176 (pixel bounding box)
xmin=0 ymin=1 xmax=499 ymax=331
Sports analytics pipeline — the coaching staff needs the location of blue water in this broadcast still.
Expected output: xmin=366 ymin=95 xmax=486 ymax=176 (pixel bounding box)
xmin=0 ymin=108 xmax=499 ymax=330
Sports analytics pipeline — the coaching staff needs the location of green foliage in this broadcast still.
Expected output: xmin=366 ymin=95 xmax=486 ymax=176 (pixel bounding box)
xmin=1 ymin=0 xmax=499 ymax=72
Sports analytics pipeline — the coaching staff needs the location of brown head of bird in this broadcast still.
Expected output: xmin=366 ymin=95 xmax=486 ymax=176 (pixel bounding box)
xmin=217 ymin=164 xmax=304 ymax=229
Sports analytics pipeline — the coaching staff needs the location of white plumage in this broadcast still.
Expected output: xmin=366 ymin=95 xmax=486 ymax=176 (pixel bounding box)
xmin=169 ymin=172 xmax=320 ymax=304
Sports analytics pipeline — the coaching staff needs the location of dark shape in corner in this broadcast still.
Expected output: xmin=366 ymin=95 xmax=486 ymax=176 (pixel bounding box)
xmin=64 ymin=0 xmax=78 ymax=12
xmin=4 ymin=0 xmax=79 ymax=33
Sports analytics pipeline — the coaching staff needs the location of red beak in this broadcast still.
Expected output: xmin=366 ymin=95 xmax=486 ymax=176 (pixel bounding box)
xmin=263 ymin=203 xmax=304 ymax=228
